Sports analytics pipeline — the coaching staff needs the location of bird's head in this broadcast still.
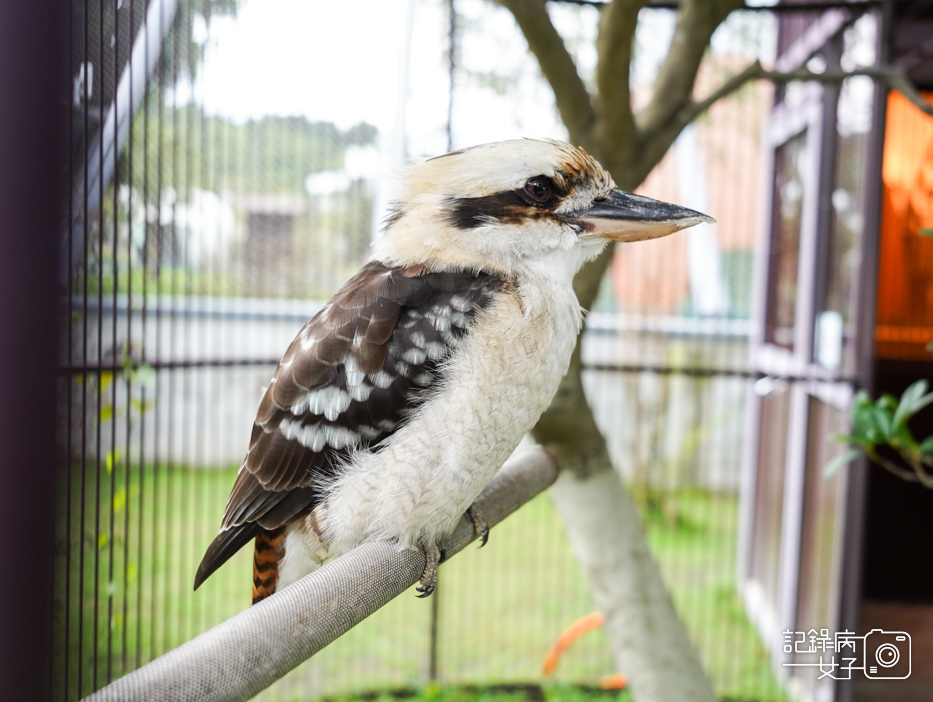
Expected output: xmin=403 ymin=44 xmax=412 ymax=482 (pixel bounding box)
xmin=374 ymin=138 xmax=713 ymax=278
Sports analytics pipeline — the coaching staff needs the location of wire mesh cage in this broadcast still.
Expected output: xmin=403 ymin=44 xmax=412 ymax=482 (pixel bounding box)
xmin=55 ymin=1 xmax=788 ymax=701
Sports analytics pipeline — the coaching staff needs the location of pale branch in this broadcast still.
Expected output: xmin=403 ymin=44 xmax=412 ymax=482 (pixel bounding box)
xmin=593 ymin=0 xmax=647 ymax=154
xmin=687 ymin=61 xmax=933 ymax=125
xmin=638 ymin=0 xmax=744 ymax=138
xmin=634 ymin=59 xmax=933 ymax=177
xmin=869 ymin=452 xmax=933 ymax=489
xmin=496 ymin=0 xmax=597 ymax=145
xmin=766 ymin=65 xmax=933 ymax=116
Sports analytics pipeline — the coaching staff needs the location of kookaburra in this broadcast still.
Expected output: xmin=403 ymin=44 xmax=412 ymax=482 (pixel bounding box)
xmin=194 ymin=138 xmax=711 ymax=603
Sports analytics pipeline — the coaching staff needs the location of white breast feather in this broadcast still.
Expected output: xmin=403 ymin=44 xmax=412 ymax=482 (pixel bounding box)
xmin=289 ymin=254 xmax=582 ymax=572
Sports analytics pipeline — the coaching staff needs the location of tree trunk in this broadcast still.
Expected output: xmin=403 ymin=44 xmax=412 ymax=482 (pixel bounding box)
xmin=529 ymin=162 xmax=716 ymax=700
xmin=549 ymin=457 xmax=716 ymax=702
xmin=495 ymin=3 xmax=732 ymax=697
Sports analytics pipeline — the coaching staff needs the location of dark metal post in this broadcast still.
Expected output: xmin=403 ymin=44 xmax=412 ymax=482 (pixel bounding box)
xmin=0 ymin=2 xmax=68 ymax=700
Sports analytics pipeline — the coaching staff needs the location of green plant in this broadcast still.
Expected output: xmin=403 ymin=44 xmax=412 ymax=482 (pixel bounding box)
xmin=826 ymin=380 xmax=933 ymax=487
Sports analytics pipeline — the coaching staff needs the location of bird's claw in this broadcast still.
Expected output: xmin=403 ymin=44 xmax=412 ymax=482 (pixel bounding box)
xmin=467 ymin=504 xmax=489 ymax=547
xmin=416 ymin=544 xmax=442 ymax=598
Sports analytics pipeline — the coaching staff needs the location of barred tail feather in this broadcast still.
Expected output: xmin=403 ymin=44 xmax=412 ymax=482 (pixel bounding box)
xmin=252 ymin=526 xmax=287 ymax=605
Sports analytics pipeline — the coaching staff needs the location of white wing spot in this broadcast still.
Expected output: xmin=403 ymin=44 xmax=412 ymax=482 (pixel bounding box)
xmin=402 ymin=348 xmax=427 ymax=365
xmin=322 ymin=425 xmax=359 ymax=450
xmin=359 ymin=425 xmax=381 ymax=440
xmin=349 ymin=382 xmax=373 ymax=402
xmin=371 ymin=371 xmax=394 ymax=389
xmin=424 ymin=341 xmax=446 ymax=360
xmin=344 ymin=356 xmax=366 ymax=387
xmin=279 ymin=418 xmax=326 ymax=452
xmin=401 ymin=310 xmax=423 ymax=329
xmin=450 ymin=296 xmax=472 ymax=312
xmin=295 ymin=385 xmax=352 ymax=421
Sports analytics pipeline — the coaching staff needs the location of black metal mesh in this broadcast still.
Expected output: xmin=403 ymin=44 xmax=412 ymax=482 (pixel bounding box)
xmin=80 ymin=450 xmax=558 ymax=702
xmin=56 ymin=2 xmax=794 ymax=701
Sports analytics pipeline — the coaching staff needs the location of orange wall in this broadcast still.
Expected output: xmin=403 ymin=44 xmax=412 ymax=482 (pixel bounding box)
xmin=875 ymin=91 xmax=933 ymax=359
xmin=610 ymin=59 xmax=770 ymax=316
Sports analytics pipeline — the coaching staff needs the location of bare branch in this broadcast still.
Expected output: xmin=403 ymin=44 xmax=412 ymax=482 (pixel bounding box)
xmin=633 ymin=59 xmax=933 ymax=180
xmin=683 ymin=59 xmax=766 ymax=124
xmin=686 ymin=62 xmax=933 ymax=126
xmin=872 ymin=453 xmax=933 ymax=489
xmin=637 ymin=0 xmax=744 ymax=137
xmin=496 ymin=0 xmax=597 ymax=145
xmin=765 ymin=65 xmax=933 ymax=116
xmin=593 ymin=0 xmax=647 ymax=154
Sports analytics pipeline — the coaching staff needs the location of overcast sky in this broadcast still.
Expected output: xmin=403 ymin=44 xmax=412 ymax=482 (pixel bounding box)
xmin=189 ymin=0 xmax=582 ymax=156
xmin=184 ymin=0 xmax=772 ymax=189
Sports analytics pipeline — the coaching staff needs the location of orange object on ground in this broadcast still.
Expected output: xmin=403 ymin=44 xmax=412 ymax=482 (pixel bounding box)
xmin=599 ymin=673 xmax=628 ymax=690
xmin=541 ymin=612 xmax=627 ymax=690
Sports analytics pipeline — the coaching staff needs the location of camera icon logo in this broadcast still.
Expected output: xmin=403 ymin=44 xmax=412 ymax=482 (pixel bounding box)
xmin=863 ymin=629 xmax=911 ymax=679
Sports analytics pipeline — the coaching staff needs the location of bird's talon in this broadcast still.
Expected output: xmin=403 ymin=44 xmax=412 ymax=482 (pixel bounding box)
xmin=417 ymin=544 xmax=441 ymax=598
xmin=467 ymin=504 xmax=490 ymax=548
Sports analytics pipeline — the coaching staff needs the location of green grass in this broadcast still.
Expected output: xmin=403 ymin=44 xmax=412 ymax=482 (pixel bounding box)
xmin=53 ymin=463 xmax=784 ymax=701
xmin=317 ymin=682 xmax=629 ymax=702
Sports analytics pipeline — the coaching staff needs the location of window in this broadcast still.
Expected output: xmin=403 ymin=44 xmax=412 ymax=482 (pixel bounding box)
xmin=766 ymin=131 xmax=809 ymax=350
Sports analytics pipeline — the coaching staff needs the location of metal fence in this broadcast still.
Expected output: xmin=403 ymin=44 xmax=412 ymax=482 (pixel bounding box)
xmin=55 ymin=1 xmax=784 ymax=701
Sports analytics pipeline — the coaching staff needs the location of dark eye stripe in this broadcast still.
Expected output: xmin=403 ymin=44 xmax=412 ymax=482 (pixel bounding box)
xmin=447 ymin=180 xmax=569 ymax=230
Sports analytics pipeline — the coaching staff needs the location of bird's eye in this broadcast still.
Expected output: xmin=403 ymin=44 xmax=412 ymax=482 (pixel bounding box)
xmin=524 ymin=176 xmax=553 ymax=204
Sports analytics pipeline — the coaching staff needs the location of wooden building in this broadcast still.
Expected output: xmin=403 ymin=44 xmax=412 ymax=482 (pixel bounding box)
xmin=739 ymin=3 xmax=933 ymax=702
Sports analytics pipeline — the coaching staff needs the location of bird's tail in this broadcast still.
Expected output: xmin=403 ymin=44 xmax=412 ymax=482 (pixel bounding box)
xmin=252 ymin=526 xmax=287 ymax=605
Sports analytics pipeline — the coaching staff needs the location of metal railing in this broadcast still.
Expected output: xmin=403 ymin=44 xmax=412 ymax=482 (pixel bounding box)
xmin=82 ymin=448 xmax=558 ymax=702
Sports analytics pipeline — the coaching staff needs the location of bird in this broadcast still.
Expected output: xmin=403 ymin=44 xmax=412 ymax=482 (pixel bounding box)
xmin=193 ymin=138 xmax=712 ymax=604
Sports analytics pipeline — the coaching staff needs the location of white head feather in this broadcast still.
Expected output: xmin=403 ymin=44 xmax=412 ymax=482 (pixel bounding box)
xmin=372 ymin=139 xmax=616 ymax=277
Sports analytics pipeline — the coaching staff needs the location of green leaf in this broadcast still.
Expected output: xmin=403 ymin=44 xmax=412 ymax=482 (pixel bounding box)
xmin=895 ymin=380 xmax=929 ymax=425
xmin=99 ymin=402 xmax=114 ymax=422
xmin=100 ymin=370 xmax=114 ymax=393
xmin=890 ymin=422 xmax=919 ymax=454
xmin=853 ymin=402 xmax=874 ymax=435
xmin=824 ymin=448 xmax=861 ymax=479
xmin=877 ymin=394 xmax=897 ymax=414
xmin=105 ymin=449 xmax=124 ymax=474
xmin=129 ymin=397 xmax=156 ymax=415
xmin=854 ymin=389 xmax=873 ymax=409
xmin=112 ymin=487 xmax=126 ymax=514
xmin=870 ymin=406 xmax=892 ymax=440
xmin=134 ymin=364 xmax=157 ymax=389
xmin=920 ymin=435 xmax=933 ymax=456
xmin=910 ymin=391 xmax=933 ymax=417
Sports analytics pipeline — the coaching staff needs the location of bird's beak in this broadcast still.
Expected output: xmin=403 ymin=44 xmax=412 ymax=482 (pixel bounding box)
xmin=575 ymin=189 xmax=714 ymax=242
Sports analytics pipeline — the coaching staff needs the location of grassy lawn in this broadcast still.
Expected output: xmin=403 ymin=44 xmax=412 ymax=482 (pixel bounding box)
xmin=53 ymin=463 xmax=784 ymax=701
xmin=319 ymin=683 xmax=630 ymax=702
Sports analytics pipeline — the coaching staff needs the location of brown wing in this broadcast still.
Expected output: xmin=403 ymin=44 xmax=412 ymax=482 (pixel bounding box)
xmin=194 ymin=261 xmax=501 ymax=589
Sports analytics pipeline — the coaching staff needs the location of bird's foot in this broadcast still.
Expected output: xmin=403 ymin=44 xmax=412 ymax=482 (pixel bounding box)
xmin=467 ymin=504 xmax=489 ymax=547
xmin=416 ymin=544 xmax=444 ymax=598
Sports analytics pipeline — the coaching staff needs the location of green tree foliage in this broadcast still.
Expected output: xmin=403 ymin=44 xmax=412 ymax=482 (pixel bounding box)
xmin=828 ymin=380 xmax=933 ymax=488
xmin=125 ymin=104 xmax=376 ymax=202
